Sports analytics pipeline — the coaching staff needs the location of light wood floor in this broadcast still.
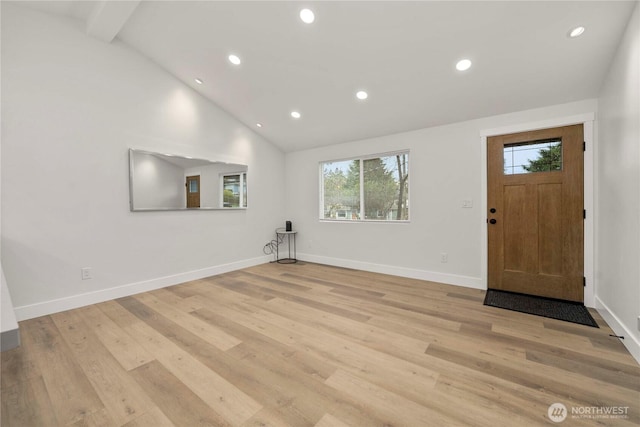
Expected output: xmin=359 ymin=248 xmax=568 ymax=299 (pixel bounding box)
xmin=2 ymin=262 xmax=639 ymax=426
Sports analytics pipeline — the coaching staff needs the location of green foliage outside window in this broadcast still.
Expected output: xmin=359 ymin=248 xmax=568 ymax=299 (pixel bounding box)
xmin=523 ymin=143 xmax=562 ymax=172
xmin=322 ymin=152 xmax=409 ymax=221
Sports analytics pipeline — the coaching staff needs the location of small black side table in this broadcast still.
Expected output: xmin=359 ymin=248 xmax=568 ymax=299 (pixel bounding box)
xmin=276 ymin=230 xmax=297 ymax=264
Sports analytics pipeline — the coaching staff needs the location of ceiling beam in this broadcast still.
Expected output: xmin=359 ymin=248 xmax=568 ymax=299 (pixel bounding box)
xmin=86 ymin=0 xmax=140 ymax=43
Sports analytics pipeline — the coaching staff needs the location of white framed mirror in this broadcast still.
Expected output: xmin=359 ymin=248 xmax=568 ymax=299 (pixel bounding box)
xmin=129 ymin=149 xmax=248 ymax=211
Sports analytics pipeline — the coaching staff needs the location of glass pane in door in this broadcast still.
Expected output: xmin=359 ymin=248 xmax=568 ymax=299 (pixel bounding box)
xmin=504 ymin=139 xmax=562 ymax=175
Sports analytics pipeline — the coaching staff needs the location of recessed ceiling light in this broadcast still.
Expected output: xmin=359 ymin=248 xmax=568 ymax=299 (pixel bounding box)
xmin=356 ymin=91 xmax=368 ymax=100
xmin=228 ymin=54 xmax=241 ymax=65
xmin=456 ymin=59 xmax=472 ymax=71
xmin=300 ymin=8 xmax=315 ymax=24
xmin=291 ymin=111 xmax=301 ymax=119
xmin=569 ymin=26 xmax=585 ymax=38
xmin=194 ymin=78 xmax=203 ymax=85
xmin=256 ymin=123 xmax=263 ymax=128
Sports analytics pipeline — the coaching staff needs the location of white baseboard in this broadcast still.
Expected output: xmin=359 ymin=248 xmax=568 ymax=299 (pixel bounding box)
xmin=595 ymin=296 xmax=640 ymax=365
xmin=297 ymin=253 xmax=484 ymax=290
xmin=13 ymin=255 xmax=271 ymax=322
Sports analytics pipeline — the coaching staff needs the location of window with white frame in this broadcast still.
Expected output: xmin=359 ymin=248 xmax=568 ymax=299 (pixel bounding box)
xmin=320 ymin=151 xmax=409 ymax=221
xmin=221 ymin=172 xmax=247 ymax=208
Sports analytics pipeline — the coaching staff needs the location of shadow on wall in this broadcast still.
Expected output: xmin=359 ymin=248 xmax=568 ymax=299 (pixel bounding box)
xmin=1 ymin=263 xmax=20 ymax=351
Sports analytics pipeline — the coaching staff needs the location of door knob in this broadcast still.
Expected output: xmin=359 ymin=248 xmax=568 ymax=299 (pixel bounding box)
xmin=489 ymin=219 xmax=497 ymax=224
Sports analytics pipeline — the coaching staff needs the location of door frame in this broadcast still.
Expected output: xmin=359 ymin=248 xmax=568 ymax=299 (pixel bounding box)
xmin=186 ymin=175 xmax=201 ymax=208
xmin=480 ymin=112 xmax=595 ymax=307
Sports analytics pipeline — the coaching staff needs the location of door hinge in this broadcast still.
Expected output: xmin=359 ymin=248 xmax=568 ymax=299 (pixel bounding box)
xmin=583 ymin=209 xmax=586 ymax=219
xmin=583 ymin=141 xmax=586 ymax=151
xmin=583 ymin=277 xmax=586 ymax=287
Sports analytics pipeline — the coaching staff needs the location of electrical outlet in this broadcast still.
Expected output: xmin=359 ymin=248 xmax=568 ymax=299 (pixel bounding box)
xmin=440 ymin=252 xmax=448 ymax=263
xmin=462 ymin=199 xmax=473 ymax=208
xmin=81 ymin=267 xmax=92 ymax=280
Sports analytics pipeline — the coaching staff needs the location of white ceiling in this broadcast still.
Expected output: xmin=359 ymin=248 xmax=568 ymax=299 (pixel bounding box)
xmin=15 ymin=1 xmax=637 ymax=152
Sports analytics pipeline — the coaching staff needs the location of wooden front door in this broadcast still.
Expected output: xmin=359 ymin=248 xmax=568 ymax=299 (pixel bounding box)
xmin=186 ymin=175 xmax=200 ymax=208
xmin=487 ymin=124 xmax=584 ymax=302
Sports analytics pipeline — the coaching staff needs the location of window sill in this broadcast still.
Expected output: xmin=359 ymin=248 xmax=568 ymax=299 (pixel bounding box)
xmin=319 ymin=218 xmax=410 ymax=224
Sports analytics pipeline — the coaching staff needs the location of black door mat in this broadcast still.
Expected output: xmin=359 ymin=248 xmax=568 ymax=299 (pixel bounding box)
xmin=483 ymin=289 xmax=599 ymax=328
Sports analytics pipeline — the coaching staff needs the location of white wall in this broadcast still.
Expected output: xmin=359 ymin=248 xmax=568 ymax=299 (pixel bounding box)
xmin=0 ymin=3 xmax=18 ymax=350
xmin=286 ymin=99 xmax=597 ymax=290
xmin=132 ymin=152 xmax=184 ymax=209
xmin=1 ymin=3 xmax=285 ymax=320
xmin=596 ymin=2 xmax=640 ymax=362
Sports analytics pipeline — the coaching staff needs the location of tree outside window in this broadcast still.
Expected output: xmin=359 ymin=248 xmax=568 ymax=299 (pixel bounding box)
xmin=321 ymin=152 xmax=409 ymax=221
xmin=523 ymin=143 xmax=562 ymax=173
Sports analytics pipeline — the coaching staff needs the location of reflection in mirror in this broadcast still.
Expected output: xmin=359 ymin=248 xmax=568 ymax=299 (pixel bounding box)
xmin=222 ymin=172 xmax=247 ymax=208
xmin=129 ymin=149 xmax=248 ymax=211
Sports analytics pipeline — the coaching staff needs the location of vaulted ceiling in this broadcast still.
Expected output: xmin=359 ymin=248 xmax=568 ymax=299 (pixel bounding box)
xmin=15 ymin=1 xmax=637 ymax=152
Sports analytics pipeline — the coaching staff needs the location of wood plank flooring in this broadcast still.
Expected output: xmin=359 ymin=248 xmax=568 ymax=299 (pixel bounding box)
xmin=2 ymin=262 xmax=639 ymax=426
